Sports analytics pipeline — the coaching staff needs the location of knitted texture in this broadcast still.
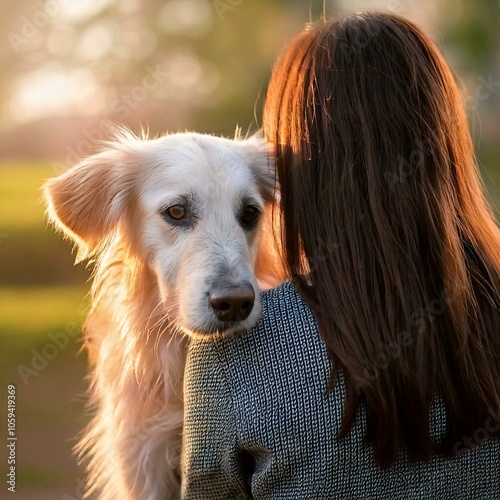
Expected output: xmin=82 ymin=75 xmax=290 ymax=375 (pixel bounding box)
xmin=182 ymin=281 xmax=500 ymax=499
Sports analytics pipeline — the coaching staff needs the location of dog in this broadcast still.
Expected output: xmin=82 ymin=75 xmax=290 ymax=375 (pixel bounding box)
xmin=44 ymin=128 xmax=283 ymax=499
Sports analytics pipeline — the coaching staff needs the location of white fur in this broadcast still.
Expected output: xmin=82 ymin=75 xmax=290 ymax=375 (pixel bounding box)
xmin=44 ymin=129 xmax=283 ymax=499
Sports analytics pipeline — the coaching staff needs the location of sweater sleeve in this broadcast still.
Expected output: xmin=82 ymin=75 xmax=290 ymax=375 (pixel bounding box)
xmin=181 ymin=338 xmax=250 ymax=500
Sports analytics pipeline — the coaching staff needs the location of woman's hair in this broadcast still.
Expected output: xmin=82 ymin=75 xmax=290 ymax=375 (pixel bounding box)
xmin=264 ymin=11 xmax=500 ymax=467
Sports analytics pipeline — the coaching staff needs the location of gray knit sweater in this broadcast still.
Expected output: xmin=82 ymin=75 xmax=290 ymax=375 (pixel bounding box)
xmin=181 ymin=281 xmax=500 ymax=499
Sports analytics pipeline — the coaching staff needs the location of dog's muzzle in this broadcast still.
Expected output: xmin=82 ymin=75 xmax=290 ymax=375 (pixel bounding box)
xmin=208 ymin=282 xmax=255 ymax=322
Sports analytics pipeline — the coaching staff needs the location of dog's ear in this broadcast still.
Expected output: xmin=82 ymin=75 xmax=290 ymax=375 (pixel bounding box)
xmin=44 ymin=145 xmax=137 ymax=259
xmin=239 ymin=136 xmax=276 ymax=203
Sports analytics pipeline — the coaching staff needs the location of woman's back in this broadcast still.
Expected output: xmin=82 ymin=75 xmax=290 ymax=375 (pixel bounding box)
xmin=262 ymin=11 xmax=500 ymax=467
xmin=183 ymin=281 xmax=500 ymax=499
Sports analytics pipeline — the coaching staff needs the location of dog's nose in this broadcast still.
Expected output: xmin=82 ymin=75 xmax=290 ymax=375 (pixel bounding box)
xmin=209 ymin=284 xmax=255 ymax=322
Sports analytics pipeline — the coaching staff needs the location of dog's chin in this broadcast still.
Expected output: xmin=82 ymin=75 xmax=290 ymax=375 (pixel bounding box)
xmin=180 ymin=318 xmax=258 ymax=341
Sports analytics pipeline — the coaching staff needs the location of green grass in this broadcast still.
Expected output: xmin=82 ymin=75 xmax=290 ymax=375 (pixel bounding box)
xmin=478 ymin=154 xmax=500 ymax=218
xmin=0 ymin=160 xmax=90 ymax=286
xmin=0 ymin=285 xmax=89 ymax=386
xmin=0 ymin=286 xmax=89 ymax=336
xmin=0 ymin=161 xmax=57 ymax=231
xmin=0 ymin=284 xmax=90 ymax=494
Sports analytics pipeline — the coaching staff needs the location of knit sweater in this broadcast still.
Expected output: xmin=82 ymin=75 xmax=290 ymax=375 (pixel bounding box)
xmin=181 ymin=281 xmax=500 ymax=499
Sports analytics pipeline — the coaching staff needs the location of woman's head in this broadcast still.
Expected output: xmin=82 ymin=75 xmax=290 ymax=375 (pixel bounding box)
xmin=264 ymin=11 xmax=500 ymax=466
xmin=264 ymin=11 xmax=498 ymax=282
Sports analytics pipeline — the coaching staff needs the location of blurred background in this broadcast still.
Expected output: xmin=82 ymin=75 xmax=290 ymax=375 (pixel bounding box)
xmin=0 ymin=0 xmax=498 ymax=498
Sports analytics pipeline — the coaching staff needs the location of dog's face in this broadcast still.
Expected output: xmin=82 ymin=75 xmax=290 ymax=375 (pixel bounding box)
xmin=44 ymin=131 xmax=275 ymax=338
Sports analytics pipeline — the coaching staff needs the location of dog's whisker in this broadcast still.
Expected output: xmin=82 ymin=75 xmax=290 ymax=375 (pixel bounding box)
xmin=146 ymin=300 xmax=167 ymax=327
xmin=149 ymin=300 xmax=178 ymax=338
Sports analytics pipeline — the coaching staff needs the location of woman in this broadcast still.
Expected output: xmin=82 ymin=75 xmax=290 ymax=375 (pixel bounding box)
xmin=182 ymin=11 xmax=500 ymax=498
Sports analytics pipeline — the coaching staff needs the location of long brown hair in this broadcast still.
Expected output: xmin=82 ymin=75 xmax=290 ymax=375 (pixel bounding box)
xmin=264 ymin=11 xmax=500 ymax=467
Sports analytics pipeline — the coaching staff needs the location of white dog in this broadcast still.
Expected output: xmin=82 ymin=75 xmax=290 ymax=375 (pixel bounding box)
xmin=44 ymin=128 xmax=283 ymax=499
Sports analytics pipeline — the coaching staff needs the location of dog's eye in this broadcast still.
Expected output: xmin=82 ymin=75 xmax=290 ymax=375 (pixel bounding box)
xmin=240 ymin=205 xmax=259 ymax=229
xmin=161 ymin=205 xmax=187 ymax=221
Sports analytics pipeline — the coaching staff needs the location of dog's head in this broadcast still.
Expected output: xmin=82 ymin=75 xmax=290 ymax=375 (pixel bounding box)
xmin=44 ymin=129 xmax=275 ymax=338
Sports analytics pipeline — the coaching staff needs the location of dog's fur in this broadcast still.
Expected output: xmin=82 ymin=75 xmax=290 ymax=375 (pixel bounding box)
xmin=44 ymin=129 xmax=283 ymax=499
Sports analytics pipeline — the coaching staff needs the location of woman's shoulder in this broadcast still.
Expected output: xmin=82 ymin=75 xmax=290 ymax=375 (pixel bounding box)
xmin=260 ymin=279 xmax=317 ymax=327
xmin=187 ymin=280 xmax=329 ymax=390
xmin=187 ymin=280 xmax=324 ymax=371
xmin=233 ymin=280 xmax=320 ymax=351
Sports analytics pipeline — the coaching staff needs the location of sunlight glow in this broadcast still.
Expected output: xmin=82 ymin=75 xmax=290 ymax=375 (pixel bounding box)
xmin=157 ymin=50 xmax=220 ymax=102
xmin=74 ymin=21 xmax=116 ymax=60
xmin=59 ymin=0 xmax=117 ymax=22
xmin=10 ymin=65 xmax=105 ymax=123
xmin=337 ymin=0 xmax=438 ymax=22
xmin=118 ymin=29 xmax=158 ymax=61
xmin=158 ymin=0 xmax=213 ymax=37
xmin=46 ymin=26 xmax=77 ymax=57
